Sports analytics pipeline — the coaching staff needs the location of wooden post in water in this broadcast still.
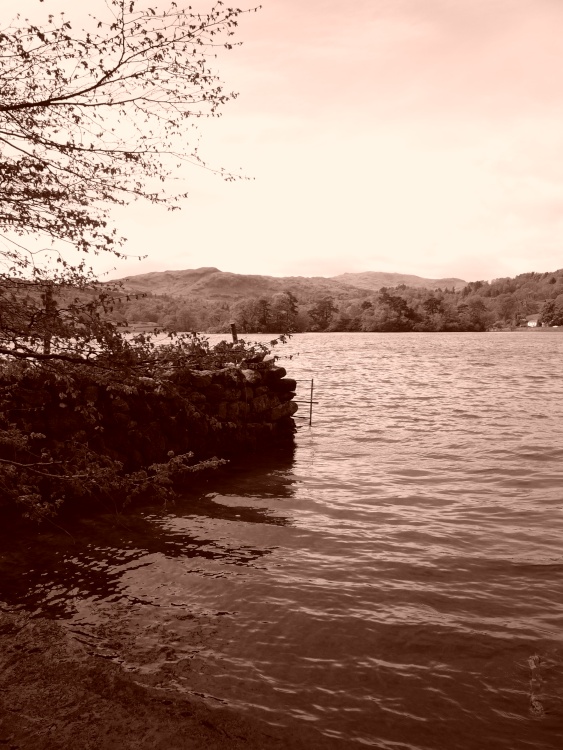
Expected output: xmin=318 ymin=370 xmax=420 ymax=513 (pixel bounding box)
xmin=230 ymin=322 xmax=238 ymax=343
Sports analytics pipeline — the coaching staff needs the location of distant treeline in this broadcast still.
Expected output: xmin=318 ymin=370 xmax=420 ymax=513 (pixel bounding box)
xmin=110 ymin=269 xmax=563 ymax=333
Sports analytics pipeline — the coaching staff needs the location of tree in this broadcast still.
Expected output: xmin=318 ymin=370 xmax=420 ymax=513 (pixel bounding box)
xmin=540 ymin=295 xmax=563 ymax=326
xmin=231 ymin=297 xmax=254 ymax=332
xmin=377 ymin=289 xmax=417 ymax=331
xmin=0 ymin=0 xmax=253 ymax=270
xmin=308 ymin=297 xmax=337 ymax=330
xmin=423 ymin=296 xmax=442 ymax=316
xmin=0 ymin=0 xmax=254 ymax=362
xmin=270 ymin=291 xmax=298 ymax=331
xmin=495 ymin=293 xmax=519 ymax=325
xmin=0 ymin=1 xmax=269 ymax=521
xmin=456 ymin=298 xmax=494 ymax=331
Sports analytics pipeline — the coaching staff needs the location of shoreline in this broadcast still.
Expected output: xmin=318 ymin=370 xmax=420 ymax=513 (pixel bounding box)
xmin=0 ymin=607 xmax=324 ymax=750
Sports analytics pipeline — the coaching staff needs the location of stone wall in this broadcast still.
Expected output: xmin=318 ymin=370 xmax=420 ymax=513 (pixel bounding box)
xmin=4 ymin=363 xmax=298 ymax=471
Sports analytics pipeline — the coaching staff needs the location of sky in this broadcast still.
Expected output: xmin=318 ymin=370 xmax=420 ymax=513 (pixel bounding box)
xmin=7 ymin=0 xmax=563 ymax=282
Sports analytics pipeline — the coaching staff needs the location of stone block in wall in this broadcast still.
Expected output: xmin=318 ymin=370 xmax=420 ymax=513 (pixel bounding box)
xmin=264 ymin=366 xmax=287 ymax=383
xmin=205 ymin=383 xmax=224 ymax=401
xmin=239 ymin=401 xmax=250 ymax=419
xmin=223 ymin=387 xmax=242 ymax=403
xmin=189 ymin=392 xmax=207 ymax=406
xmin=278 ymin=390 xmax=296 ymax=403
xmin=271 ymin=378 xmax=297 ymax=393
xmin=254 ymin=386 xmax=269 ymax=396
xmin=241 ymin=369 xmax=263 ymax=385
xmin=274 ymin=415 xmax=298 ymax=439
xmin=205 ymin=401 xmax=218 ymax=417
xmin=212 ymin=367 xmax=241 ymax=387
xmin=252 ymin=394 xmax=270 ymax=414
xmin=215 ymin=402 xmax=228 ymax=420
xmin=270 ymin=401 xmax=299 ymax=421
xmin=189 ymin=371 xmax=214 ymax=389
xmin=227 ymin=401 xmax=243 ymax=421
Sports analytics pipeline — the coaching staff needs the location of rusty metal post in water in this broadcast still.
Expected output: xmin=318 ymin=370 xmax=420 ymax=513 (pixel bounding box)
xmin=230 ymin=322 xmax=238 ymax=343
xmin=309 ymin=379 xmax=314 ymax=426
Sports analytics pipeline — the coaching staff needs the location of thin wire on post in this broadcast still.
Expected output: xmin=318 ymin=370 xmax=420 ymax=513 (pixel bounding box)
xmin=294 ymin=378 xmax=317 ymax=428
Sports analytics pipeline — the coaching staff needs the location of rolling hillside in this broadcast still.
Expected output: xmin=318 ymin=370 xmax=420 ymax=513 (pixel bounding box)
xmin=116 ymin=267 xmax=467 ymax=301
xmin=332 ymin=271 xmax=467 ymax=292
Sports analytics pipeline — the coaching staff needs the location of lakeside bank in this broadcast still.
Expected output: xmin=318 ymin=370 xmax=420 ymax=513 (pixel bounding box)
xmin=0 ymin=606 xmax=327 ymax=750
xmin=0 ymin=349 xmax=298 ymax=520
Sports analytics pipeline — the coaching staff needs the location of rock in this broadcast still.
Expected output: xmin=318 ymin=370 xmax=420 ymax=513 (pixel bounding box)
xmin=264 ymin=366 xmax=286 ymax=383
xmin=226 ymin=401 xmax=240 ymax=420
xmin=205 ymin=383 xmax=224 ymax=401
xmin=270 ymin=401 xmax=298 ymax=421
xmin=223 ymin=388 xmax=242 ymax=403
xmin=271 ymin=378 xmax=297 ymax=393
xmin=251 ymin=394 xmax=271 ymax=414
xmin=188 ymin=371 xmax=214 ymax=389
xmin=240 ymin=369 xmax=262 ymax=385
xmin=189 ymin=392 xmax=207 ymax=405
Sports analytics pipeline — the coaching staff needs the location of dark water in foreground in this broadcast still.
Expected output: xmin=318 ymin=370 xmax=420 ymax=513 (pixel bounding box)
xmin=2 ymin=332 xmax=563 ymax=749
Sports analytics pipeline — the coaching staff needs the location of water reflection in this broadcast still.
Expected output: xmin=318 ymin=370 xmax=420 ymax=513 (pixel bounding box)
xmin=0 ymin=451 xmax=297 ymax=619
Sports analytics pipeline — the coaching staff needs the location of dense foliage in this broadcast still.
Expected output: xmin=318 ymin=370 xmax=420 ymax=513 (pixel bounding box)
xmin=0 ymin=1 xmax=270 ymax=521
xmin=112 ymin=269 xmax=563 ymax=333
xmin=0 ymin=329 xmax=292 ymax=522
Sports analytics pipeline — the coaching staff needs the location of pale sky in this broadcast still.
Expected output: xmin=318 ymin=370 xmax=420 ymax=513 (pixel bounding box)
xmin=7 ymin=0 xmax=563 ymax=282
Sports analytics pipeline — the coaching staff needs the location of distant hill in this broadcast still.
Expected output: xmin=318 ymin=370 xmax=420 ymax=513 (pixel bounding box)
xmin=109 ymin=267 xmax=563 ymax=333
xmin=116 ymin=267 xmax=467 ymax=301
xmin=331 ymin=271 xmax=467 ymax=292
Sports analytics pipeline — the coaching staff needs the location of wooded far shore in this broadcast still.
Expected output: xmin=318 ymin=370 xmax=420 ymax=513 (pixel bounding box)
xmin=108 ymin=267 xmax=563 ymax=334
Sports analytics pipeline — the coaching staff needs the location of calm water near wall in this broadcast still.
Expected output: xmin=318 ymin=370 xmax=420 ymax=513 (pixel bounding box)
xmin=2 ymin=332 xmax=563 ymax=749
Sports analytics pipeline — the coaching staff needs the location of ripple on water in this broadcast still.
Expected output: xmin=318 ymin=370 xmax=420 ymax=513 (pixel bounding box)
xmin=2 ymin=333 xmax=563 ymax=749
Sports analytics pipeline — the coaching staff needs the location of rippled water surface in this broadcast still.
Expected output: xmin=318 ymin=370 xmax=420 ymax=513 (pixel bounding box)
xmin=2 ymin=332 xmax=563 ymax=749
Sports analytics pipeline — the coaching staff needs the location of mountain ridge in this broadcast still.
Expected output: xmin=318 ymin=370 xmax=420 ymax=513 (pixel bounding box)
xmin=115 ymin=267 xmax=467 ymax=300
xmin=331 ymin=271 xmax=467 ymax=292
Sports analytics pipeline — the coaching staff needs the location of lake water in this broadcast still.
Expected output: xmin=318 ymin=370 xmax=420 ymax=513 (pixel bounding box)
xmin=2 ymin=332 xmax=563 ymax=749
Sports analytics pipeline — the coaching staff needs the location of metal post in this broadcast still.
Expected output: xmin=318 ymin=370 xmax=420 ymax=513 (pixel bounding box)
xmin=230 ymin=322 xmax=238 ymax=343
xmin=42 ymin=283 xmax=55 ymax=355
xmin=309 ymin=379 xmax=314 ymax=426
